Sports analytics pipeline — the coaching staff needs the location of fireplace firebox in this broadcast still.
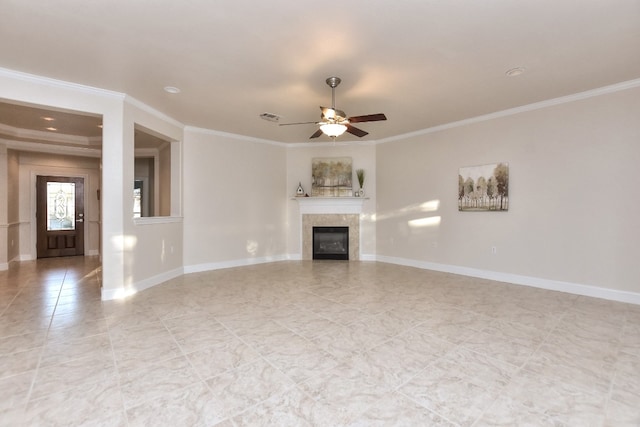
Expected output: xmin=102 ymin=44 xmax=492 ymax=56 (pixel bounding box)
xmin=313 ymin=226 xmax=349 ymax=260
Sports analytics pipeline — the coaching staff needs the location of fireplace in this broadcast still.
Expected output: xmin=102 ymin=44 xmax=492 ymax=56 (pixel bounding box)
xmin=313 ymin=226 xmax=349 ymax=260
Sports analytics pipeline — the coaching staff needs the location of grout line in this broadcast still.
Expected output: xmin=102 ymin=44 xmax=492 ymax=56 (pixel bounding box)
xmin=22 ymin=261 xmax=68 ymax=413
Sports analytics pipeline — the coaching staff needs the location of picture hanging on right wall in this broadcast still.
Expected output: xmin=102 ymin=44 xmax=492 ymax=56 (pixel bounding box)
xmin=458 ymin=162 xmax=509 ymax=211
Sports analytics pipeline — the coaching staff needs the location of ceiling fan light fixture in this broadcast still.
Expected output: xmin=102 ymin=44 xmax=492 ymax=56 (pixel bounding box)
xmin=320 ymin=123 xmax=347 ymax=137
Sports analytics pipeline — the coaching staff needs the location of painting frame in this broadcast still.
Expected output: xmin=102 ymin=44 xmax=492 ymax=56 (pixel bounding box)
xmin=458 ymin=162 xmax=509 ymax=211
xmin=311 ymin=157 xmax=353 ymax=197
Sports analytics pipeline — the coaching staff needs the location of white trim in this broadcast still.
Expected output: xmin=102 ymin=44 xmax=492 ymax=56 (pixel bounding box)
xmin=293 ymin=197 xmax=367 ymax=215
xmin=2 ymin=138 xmax=101 ymax=158
xmin=101 ymin=267 xmax=184 ymax=301
xmin=0 ymin=123 xmax=98 ymax=146
xmin=133 ymin=216 xmax=183 ymax=225
xmin=376 ymin=255 xmax=640 ymax=306
xmin=124 ymin=96 xmax=185 ymax=129
xmin=0 ymin=263 xmax=7 ymax=271
xmin=287 ymin=139 xmax=379 ymax=148
xmin=184 ymin=125 xmax=286 ymax=147
xmin=183 ymin=254 xmax=290 ymax=275
xmin=0 ymin=67 xmax=125 ymax=100
xmin=376 ymin=78 xmax=640 ymax=145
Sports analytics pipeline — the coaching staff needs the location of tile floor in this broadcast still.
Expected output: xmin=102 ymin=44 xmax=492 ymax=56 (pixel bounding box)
xmin=1 ymin=256 xmax=639 ymax=426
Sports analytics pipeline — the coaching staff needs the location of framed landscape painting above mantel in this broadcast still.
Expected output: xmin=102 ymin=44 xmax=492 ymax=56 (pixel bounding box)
xmin=458 ymin=162 xmax=509 ymax=211
xmin=311 ymin=157 xmax=353 ymax=197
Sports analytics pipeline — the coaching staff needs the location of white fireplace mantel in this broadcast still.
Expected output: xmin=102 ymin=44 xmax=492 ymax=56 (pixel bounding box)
xmin=292 ymin=197 xmax=367 ymax=215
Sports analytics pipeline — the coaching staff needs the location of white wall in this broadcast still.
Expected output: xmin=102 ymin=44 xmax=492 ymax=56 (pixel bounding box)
xmin=183 ymin=129 xmax=287 ymax=270
xmin=376 ymin=85 xmax=640 ymax=298
xmin=286 ymin=142 xmax=377 ymax=258
xmin=119 ymin=99 xmax=184 ymax=296
xmin=2 ymin=67 xmax=639 ymax=303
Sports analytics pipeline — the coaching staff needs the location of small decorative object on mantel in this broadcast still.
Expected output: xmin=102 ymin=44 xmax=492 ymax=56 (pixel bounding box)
xmin=356 ymin=169 xmax=365 ymax=197
xmin=296 ymin=182 xmax=305 ymax=197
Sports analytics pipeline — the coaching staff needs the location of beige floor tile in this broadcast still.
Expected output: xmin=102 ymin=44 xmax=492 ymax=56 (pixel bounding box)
xmin=1 ymin=257 xmax=638 ymax=425
xmin=0 ymin=330 xmax=47 ymax=355
xmin=350 ymin=330 xmax=453 ymax=388
xmin=478 ymin=368 xmax=607 ymax=426
xmin=232 ymin=386 xmax=341 ymax=426
xmin=0 ymin=347 xmax=42 ymax=379
xmin=126 ymin=381 xmax=227 ymax=427
xmin=23 ymin=377 xmax=126 ymax=427
xmin=347 ymin=392 xmax=456 ymax=426
xmin=204 ymin=358 xmax=296 ymax=419
xmin=119 ymin=355 xmax=201 ymax=409
xmin=0 ymin=370 xmax=35 ymax=411
xmin=30 ymin=351 xmax=117 ymax=400
xmin=186 ymin=337 xmax=261 ymax=380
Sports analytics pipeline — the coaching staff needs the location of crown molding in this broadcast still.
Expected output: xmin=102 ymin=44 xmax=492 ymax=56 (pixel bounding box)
xmin=124 ymin=95 xmax=185 ymax=130
xmin=0 ymin=137 xmax=101 ymax=158
xmin=3 ymin=66 xmax=639 ymax=149
xmin=287 ymin=139 xmax=379 ymax=148
xmin=377 ymin=77 xmax=640 ymax=145
xmin=184 ymin=125 xmax=287 ymax=147
xmin=0 ymin=122 xmax=97 ymax=146
xmin=0 ymin=67 xmax=125 ymax=100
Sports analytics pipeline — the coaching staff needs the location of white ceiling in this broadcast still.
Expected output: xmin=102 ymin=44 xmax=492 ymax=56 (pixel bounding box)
xmin=1 ymin=0 xmax=639 ymax=143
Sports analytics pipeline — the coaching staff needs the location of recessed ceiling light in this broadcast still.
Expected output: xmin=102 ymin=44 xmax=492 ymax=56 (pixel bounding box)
xmin=42 ymin=116 xmax=55 ymax=121
xmin=164 ymin=86 xmax=181 ymax=94
xmin=506 ymin=67 xmax=526 ymax=77
xmin=45 ymin=127 xmax=57 ymax=131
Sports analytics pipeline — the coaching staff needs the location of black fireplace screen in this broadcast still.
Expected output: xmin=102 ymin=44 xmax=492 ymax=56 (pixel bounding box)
xmin=312 ymin=226 xmax=349 ymax=260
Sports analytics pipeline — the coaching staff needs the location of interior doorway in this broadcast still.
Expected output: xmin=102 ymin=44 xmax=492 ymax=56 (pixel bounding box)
xmin=36 ymin=176 xmax=85 ymax=258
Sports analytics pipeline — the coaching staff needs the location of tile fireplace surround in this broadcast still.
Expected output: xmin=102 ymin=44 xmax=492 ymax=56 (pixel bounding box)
xmin=294 ymin=198 xmax=366 ymax=261
xmin=303 ymin=214 xmax=360 ymax=260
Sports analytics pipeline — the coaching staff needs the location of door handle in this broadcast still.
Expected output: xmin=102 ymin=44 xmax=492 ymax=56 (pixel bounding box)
xmin=76 ymin=219 xmax=84 ymax=223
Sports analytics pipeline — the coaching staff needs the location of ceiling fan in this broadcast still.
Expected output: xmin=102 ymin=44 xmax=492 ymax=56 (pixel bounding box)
xmin=279 ymin=77 xmax=387 ymax=139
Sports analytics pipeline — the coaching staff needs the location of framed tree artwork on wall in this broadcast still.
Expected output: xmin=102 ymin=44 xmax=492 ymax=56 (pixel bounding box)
xmin=458 ymin=162 xmax=509 ymax=211
xmin=311 ymin=157 xmax=353 ymax=197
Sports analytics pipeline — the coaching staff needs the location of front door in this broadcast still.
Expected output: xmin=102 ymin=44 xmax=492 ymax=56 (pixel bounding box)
xmin=36 ymin=176 xmax=85 ymax=258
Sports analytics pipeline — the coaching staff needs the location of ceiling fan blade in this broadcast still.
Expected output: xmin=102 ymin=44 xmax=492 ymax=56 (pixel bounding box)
xmin=278 ymin=121 xmax=317 ymax=126
xmin=346 ymin=124 xmax=368 ymax=138
xmin=348 ymin=113 xmax=387 ymax=123
xmin=309 ymin=129 xmax=324 ymax=139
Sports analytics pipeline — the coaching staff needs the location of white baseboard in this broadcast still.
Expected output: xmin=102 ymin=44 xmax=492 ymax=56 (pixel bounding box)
xmin=376 ymin=255 xmax=640 ymax=306
xmin=102 ymin=254 xmax=640 ymax=305
xmin=86 ymin=249 xmax=99 ymax=256
xmin=101 ymin=267 xmax=184 ymax=301
xmin=183 ymin=254 xmax=291 ymax=275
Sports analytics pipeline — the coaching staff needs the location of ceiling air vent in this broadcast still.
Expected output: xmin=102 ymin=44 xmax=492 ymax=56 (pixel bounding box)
xmin=259 ymin=112 xmax=281 ymax=122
